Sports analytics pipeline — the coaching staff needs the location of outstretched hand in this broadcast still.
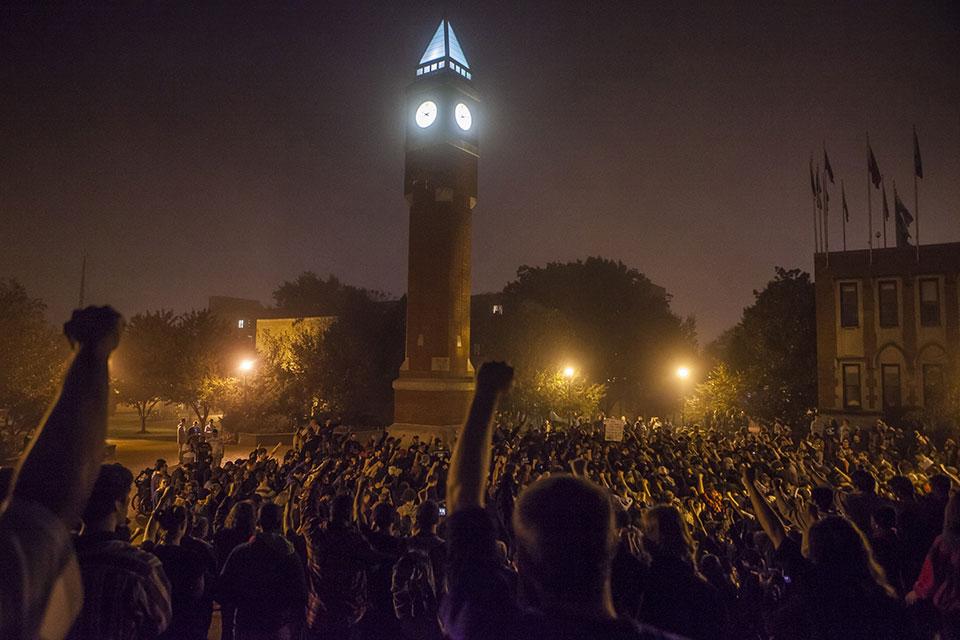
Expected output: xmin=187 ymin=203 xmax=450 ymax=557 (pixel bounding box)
xmin=740 ymin=465 xmax=757 ymax=488
xmin=64 ymin=306 xmax=123 ymax=355
xmin=476 ymin=361 xmax=514 ymax=394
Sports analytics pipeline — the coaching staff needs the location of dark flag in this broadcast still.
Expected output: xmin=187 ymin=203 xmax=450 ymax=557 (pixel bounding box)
xmin=913 ymin=125 xmax=923 ymax=179
xmin=882 ymin=182 xmax=890 ymax=220
xmin=824 ymin=148 xmax=835 ymax=183
xmin=894 ymin=185 xmax=913 ymax=247
xmin=868 ymin=144 xmax=882 ymax=188
xmin=842 ymin=183 xmax=849 ymax=222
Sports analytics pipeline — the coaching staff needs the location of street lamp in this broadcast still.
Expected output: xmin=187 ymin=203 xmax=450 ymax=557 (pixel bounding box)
xmin=561 ymin=366 xmax=576 ymax=427
xmin=676 ymin=366 xmax=691 ymax=426
xmin=238 ymin=359 xmax=255 ymax=405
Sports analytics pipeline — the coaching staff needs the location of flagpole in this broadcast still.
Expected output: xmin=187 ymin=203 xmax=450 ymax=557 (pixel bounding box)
xmin=823 ymin=165 xmax=829 ymax=266
xmin=866 ymin=148 xmax=873 ymax=264
xmin=811 ymin=156 xmax=820 ymax=254
xmin=813 ymin=189 xmax=820 ymax=254
xmin=914 ymin=172 xmax=920 ymax=263
xmin=841 ymin=179 xmax=847 ymax=252
xmin=882 ymin=178 xmax=887 ymax=248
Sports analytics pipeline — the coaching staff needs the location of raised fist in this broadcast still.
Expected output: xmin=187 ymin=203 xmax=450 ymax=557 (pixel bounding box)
xmin=476 ymin=361 xmax=514 ymax=393
xmin=64 ymin=306 xmax=123 ymax=355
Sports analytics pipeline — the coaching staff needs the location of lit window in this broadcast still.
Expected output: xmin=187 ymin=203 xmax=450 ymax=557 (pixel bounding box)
xmin=492 ymin=304 xmax=503 ymax=315
xmin=466 ymin=71 xmax=472 ymax=80
xmin=919 ymin=278 xmax=940 ymax=326
xmin=416 ymin=68 xmax=423 ymax=76
xmin=881 ymin=364 xmax=901 ymax=408
xmin=237 ymin=319 xmax=245 ymax=329
xmin=843 ymin=364 xmax=862 ymax=409
xmin=839 ymin=283 xmax=859 ymax=328
xmin=878 ymin=281 xmax=898 ymax=327
xmin=439 ymin=60 xmax=445 ymax=68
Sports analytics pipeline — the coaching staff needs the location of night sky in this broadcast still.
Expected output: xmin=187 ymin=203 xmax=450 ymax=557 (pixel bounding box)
xmin=2 ymin=1 xmax=958 ymax=342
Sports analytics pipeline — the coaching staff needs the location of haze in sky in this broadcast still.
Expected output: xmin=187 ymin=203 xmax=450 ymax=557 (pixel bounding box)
xmin=2 ymin=1 xmax=958 ymax=341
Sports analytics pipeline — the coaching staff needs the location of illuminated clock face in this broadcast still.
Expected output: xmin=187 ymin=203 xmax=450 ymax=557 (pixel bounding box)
xmin=455 ymin=102 xmax=472 ymax=131
xmin=415 ymin=100 xmax=437 ymax=128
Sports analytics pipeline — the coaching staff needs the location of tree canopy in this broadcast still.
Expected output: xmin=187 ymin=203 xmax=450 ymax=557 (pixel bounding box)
xmin=696 ymin=267 xmax=817 ymax=429
xmin=0 ymin=279 xmax=68 ymax=457
xmin=479 ymin=257 xmax=695 ymax=416
xmin=112 ymin=310 xmax=178 ymax=433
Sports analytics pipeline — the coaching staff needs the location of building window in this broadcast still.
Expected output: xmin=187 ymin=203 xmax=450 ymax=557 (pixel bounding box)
xmin=492 ymin=304 xmax=503 ymax=315
xmin=237 ymin=319 xmax=245 ymax=329
xmin=878 ymin=281 xmax=898 ymax=328
xmin=919 ymin=278 xmax=941 ymax=326
xmin=839 ymin=283 xmax=859 ymax=328
xmin=881 ymin=364 xmax=901 ymax=409
xmin=843 ymin=364 xmax=862 ymax=409
xmin=924 ymin=364 xmax=944 ymax=407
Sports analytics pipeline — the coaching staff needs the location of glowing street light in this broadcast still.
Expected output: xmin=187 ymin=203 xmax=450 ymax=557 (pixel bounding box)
xmin=563 ymin=366 xmax=576 ymax=379
xmin=675 ymin=365 xmax=691 ymax=426
xmin=239 ymin=359 xmax=255 ymax=373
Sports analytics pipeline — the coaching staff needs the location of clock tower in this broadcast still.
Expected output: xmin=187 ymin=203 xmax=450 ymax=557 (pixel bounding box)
xmin=392 ymin=20 xmax=479 ymax=442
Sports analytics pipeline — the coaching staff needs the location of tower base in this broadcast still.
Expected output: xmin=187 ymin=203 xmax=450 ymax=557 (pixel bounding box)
xmin=391 ymin=376 xmax=474 ymax=444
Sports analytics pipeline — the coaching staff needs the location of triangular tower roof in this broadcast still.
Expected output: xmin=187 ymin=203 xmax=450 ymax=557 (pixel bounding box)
xmin=416 ymin=20 xmax=472 ymax=80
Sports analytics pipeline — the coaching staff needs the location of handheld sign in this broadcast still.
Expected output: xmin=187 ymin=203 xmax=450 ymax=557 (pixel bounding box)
xmin=604 ymin=418 xmax=625 ymax=442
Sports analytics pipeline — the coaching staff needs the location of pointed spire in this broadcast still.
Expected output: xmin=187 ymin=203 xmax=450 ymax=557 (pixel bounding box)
xmin=416 ymin=20 xmax=471 ymax=80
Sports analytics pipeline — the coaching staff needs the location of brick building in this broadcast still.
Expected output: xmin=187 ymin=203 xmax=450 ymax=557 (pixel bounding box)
xmin=815 ymin=243 xmax=960 ymax=421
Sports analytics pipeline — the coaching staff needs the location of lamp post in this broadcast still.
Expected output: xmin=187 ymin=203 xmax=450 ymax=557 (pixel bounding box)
xmin=239 ymin=359 xmax=255 ymax=404
xmin=676 ymin=366 xmax=690 ymax=426
xmin=562 ymin=366 xmax=575 ymax=427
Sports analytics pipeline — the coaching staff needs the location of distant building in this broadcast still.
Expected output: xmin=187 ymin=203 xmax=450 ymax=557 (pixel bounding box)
xmin=815 ymin=243 xmax=959 ymax=421
xmin=208 ymin=296 xmax=265 ymax=349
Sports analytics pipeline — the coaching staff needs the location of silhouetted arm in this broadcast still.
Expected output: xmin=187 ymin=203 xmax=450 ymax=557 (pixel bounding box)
xmin=9 ymin=307 xmax=122 ymax=524
xmin=447 ymin=362 xmax=513 ymax=513
xmin=741 ymin=466 xmax=786 ymax=549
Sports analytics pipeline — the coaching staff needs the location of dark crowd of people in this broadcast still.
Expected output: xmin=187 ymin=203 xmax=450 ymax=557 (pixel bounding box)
xmin=2 ymin=306 xmax=960 ymax=640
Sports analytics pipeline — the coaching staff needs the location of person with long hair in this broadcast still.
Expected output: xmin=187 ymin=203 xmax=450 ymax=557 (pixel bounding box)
xmin=908 ymin=492 xmax=960 ymax=639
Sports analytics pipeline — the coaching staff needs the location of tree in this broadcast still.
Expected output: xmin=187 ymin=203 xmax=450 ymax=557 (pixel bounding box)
xmin=168 ymin=310 xmax=234 ymax=426
xmin=493 ymin=257 xmax=694 ymax=415
xmin=272 ymin=271 xmax=386 ymax=316
xmin=309 ymin=297 xmax=404 ymax=424
xmin=720 ymin=267 xmax=817 ymax=427
xmin=220 ymin=290 xmax=405 ymax=430
xmin=112 ymin=310 xmax=178 ymax=433
xmin=0 ymin=280 xmax=68 ymax=457
xmin=683 ymin=363 xmax=747 ymax=429
xmin=509 ymin=368 xmax=607 ymax=423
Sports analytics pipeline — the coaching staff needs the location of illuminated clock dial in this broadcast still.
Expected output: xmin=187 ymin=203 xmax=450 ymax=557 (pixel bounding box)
xmin=455 ymin=102 xmax=472 ymax=131
xmin=415 ymin=100 xmax=437 ymax=128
